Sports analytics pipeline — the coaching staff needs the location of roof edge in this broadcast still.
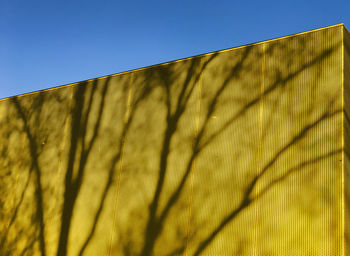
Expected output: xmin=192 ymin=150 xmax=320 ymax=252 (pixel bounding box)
xmin=0 ymin=23 xmax=345 ymax=102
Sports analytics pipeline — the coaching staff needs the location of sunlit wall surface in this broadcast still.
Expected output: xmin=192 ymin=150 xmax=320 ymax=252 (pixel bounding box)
xmin=0 ymin=24 xmax=349 ymax=256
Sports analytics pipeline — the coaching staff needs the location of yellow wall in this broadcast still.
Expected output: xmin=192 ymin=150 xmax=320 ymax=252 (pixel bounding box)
xmin=0 ymin=24 xmax=345 ymax=256
xmin=344 ymin=25 xmax=350 ymax=256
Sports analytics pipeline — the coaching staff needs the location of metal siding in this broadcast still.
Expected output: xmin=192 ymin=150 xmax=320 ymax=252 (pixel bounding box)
xmin=343 ymin=25 xmax=350 ymax=256
xmin=0 ymin=25 xmax=344 ymax=255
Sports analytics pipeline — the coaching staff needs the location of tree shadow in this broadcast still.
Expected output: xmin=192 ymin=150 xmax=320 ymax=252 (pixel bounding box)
xmin=0 ymin=25 xmax=345 ymax=256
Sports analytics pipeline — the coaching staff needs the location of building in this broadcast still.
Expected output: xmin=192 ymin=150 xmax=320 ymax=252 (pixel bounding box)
xmin=0 ymin=24 xmax=349 ymax=255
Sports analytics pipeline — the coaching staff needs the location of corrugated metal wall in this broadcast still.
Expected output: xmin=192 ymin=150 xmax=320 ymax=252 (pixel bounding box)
xmin=0 ymin=24 xmax=345 ymax=256
xmin=344 ymin=25 xmax=350 ymax=256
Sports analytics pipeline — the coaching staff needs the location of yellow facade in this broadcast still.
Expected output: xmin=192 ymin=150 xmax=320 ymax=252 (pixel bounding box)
xmin=0 ymin=24 xmax=348 ymax=255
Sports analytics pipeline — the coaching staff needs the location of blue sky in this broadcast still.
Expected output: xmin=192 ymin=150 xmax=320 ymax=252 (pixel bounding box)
xmin=1 ymin=0 xmax=349 ymax=99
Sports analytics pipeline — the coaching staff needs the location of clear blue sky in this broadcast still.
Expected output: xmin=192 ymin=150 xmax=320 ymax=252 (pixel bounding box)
xmin=1 ymin=0 xmax=349 ymax=99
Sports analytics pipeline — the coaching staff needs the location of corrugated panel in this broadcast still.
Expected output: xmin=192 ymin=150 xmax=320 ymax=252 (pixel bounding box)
xmin=344 ymin=25 xmax=350 ymax=256
xmin=0 ymin=24 xmax=345 ymax=256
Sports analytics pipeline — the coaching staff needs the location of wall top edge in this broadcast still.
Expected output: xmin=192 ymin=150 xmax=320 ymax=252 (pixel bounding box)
xmin=0 ymin=23 xmax=345 ymax=103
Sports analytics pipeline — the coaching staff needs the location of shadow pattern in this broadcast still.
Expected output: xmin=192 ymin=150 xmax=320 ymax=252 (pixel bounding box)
xmin=0 ymin=25 xmax=346 ymax=255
